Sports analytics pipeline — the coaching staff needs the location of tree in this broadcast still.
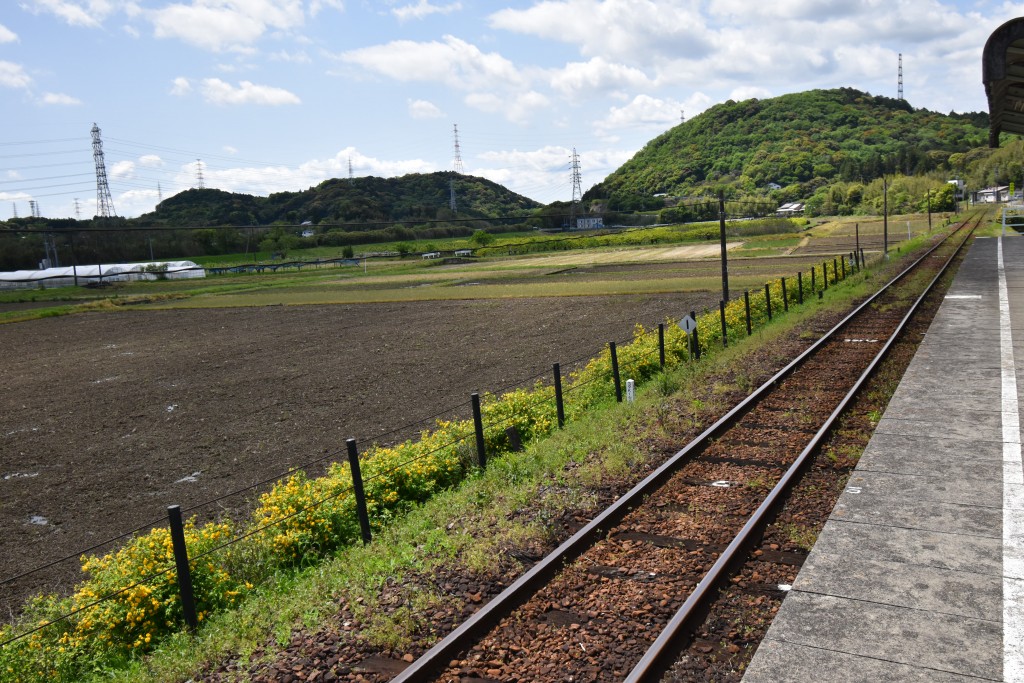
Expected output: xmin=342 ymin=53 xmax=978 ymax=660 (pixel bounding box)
xmin=470 ymin=229 xmax=495 ymax=247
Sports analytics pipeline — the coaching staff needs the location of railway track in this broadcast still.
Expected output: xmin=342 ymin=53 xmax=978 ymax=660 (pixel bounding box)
xmin=391 ymin=213 xmax=981 ymax=683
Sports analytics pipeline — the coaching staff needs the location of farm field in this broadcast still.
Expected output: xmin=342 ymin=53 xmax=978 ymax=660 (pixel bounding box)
xmin=0 ymin=293 xmax=718 ymax=613
xmin=0 ymin=240 xmax=886 ymax=614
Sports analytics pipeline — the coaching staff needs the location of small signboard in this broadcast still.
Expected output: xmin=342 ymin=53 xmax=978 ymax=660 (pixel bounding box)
xmin=679 ymin=315 xmax=697 ymax=334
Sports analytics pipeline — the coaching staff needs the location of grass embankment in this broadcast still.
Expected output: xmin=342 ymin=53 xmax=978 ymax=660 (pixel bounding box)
xmin=0 ymin=223 xmax=955 ymax=682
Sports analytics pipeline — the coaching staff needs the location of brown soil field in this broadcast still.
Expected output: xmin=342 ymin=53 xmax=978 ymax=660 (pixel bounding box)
xmin=0 ymin=293 xmax=719 ymax=613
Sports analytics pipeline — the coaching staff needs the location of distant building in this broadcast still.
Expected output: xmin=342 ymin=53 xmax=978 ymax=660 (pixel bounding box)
xmin=301 ymin=229 xmax=315 ymax=238
xmin=575 ymin=216 xmax=604 ymax=230
xmin=776 ymin=202 xmax=805 ymax=216
xmin=767 ymin=182 xmax=782 ymax=190
xmin=976 ymin=186 xmax=1009 ymax=203
xmin=454 ymin=249 xmax=473 ymax=257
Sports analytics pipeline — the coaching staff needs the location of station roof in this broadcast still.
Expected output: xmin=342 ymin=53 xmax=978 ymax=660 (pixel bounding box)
xmin=983 ymin=18 xmax=1024 ymax=146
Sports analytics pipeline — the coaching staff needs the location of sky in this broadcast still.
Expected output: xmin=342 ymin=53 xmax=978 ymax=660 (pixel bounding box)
xmin=1 ymin=0 xmax=1022 ymax=220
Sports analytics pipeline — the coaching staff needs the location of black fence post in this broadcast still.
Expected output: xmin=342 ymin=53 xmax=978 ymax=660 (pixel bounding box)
xmin=553 ymin=363 xmax=565 ymax=429
xmin=811 ymin=266 xmax=816 ymax=292
xmin=744 ymin=290 xmax=752 ymax=335
xmin=764 ymin=283 xmax=772 ymax=321
xmin=471 ymin=393 xmax=486 ymax=468
xmin=167 ymin=505 xmax=199 ymax=632
xmin=798 ymin=271 xmax=804 ymax=305
xmin=781 ymin=277 xmax=789 ymax=312
xmin=610 ymin=342 xmax=623 ymax=402
xmin=690 ymin=310 xmax=701 ymax=360
xmin=658 ymin=323 xmax=665 ymax=370
xmin=833 ymin=257 xmax=839 ymax=283
xmin=860 ymin=248 xmax=865 ymax=267
xmin=822 ymin=262 xmax=829 ymax=290
xmin=719 ymin=300 xmax=728 ymax=348
xmin=841 ymin=255 xmax=846 ymax=280
xmin=346 ymin=439 xmax=372 ymax=544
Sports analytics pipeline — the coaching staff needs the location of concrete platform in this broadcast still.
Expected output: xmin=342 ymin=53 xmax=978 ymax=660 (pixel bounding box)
xmin=743 ymin=236 xmax=1024 ymax=683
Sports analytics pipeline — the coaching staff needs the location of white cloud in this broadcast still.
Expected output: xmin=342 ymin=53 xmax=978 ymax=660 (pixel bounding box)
xmin=341 ymin=35 xmax=526 ymax=91
xmin=223 ymin=145 xmax=238 ymax=154
xmin=21 ymin=0 xmax=116 ymax=28
xmin=122 ymin=24 xmax=139 ymax=38
xmin=110 ymin=160 xmax=135 ymax=178
xmin=149 ymin=0 xmax=306 ymax=52
xmin=392 ymin=1 xmax=462 ymax=21
xmin=270 ymin=49 xmax=312 ymax=63
xmin=6 ymin=170 xmax=22 ymax=180
xmin=199 ymin=78 xmax=301 ymax=105
xmin=0 ymin=61 xmax=32 ymax=89
xmin=0 ymin=23 xmax=18 ymax=42
xmin=549 ymin=57 xmax=653 ymax=98
xmin=139 ymin=154 xmax=163 ymax=167
xmin=489 ymin=1 xmax=712 ymax=64
xmin=170 ymin=76 xmax=192 ymax=95
xmin=593 ymin=94 xmax=691 ymax=137
xmin=466 ymin=90 xmax=549 ymax=124
xmin=408 ymin=98 xmax=443 ymax=119
xmin=40 ymin=92 xmax=82 ymax=105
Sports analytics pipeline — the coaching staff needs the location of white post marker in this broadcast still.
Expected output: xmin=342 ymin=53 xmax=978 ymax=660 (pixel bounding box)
xmin=998 ymin=237 xmax=1024 ymax=682
xmin=679 ymin=315 xmax=697 ymax=335
xmin=626 ymin=379 xmax=635 ymax=403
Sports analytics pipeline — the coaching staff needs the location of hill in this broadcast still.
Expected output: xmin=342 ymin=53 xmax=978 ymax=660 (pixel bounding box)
xmin=139 ymin=171 xmax=541 ymax=227
xmin=586 ymin=88 xmax=990 ymax=210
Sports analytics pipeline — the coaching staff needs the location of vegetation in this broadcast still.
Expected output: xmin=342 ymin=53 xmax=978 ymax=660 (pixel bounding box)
xmin=586 ymin=88 xmax=989 ymax=215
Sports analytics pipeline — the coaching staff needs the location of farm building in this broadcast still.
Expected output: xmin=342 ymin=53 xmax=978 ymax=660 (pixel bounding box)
xmin=0 ymin=261 xmax=206 ymax=290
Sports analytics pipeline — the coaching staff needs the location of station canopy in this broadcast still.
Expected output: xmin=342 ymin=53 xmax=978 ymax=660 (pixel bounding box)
xmin=983 ymin=17 xmax=1024 ymax=146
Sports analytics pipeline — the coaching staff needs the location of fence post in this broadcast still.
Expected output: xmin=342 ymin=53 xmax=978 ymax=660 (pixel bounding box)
xmin=833 ymin=257 xmax=839 ymax=283
xmin=610 ymin=342 xmax=623 ymax=402
xmin=744 ymin=290 xmax=752 ymax=335
xmin=764 ymin=283 xmax=772 ymax=321
xmin=471 ymin=393 xmax=487 ymax=468
xmin=346 ymin=439 xmax=372 ymax=544
xmin=690 ymin=310 xmax=701 ymax=360
xmin=822 ymin=261 xmax=828 ymax=290
xmin=781 ymin=277 xmax=789 ymax=312
xmin=719 ymin=300 xmax=728 ymax=348
xmin=840 ymin=255 xmax=846 ymax=280
xmin=811 ymin=266 xmax=816 ymax=292
xmin=658 ymin=323 xmax=665 ymax=370
xmin=167 ymin=505 xmax=199 ymax=632
xmin=553 ymin=363 xmax=565 ymax=429
xmin=860 ymin=248 xmax=865 ymax=267
xmin=798 ymin=271 xmax=804 ymax=305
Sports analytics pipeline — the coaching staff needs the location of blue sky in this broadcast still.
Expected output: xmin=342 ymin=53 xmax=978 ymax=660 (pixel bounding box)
xmin=1 ymin=0 xmax=1021 ymax=219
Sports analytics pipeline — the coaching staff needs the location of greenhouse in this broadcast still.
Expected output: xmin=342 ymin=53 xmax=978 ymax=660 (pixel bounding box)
xmin=0 ymin=261 xmax=206 ymax=290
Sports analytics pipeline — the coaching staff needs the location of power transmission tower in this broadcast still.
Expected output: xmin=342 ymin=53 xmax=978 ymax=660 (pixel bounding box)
xmin=570 ymin=148 xmax=582 ymax=229
xmin=157 ymin=182 xmax=163 ymax=203
xmin=348 ymin=156 xmax=354 ymax=181
xmin=11 ymin=203 xmax=16 ymax=219
xmin=452 ymin=123 xmax=464 ymax=174
xmin=195 ymin=159 xmax=205 ymax=189
xmin=91 ymin=123 xmax=116 ymax=218
xmin=29 ymin=200 xmax=38 ymax=218
xmin=898 ymin=53 xmax=904 ymax=101
xmin=74 ymin=198 xmax=81 ymax=220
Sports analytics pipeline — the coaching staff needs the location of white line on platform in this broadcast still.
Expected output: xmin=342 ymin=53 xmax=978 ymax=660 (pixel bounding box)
xmin=999 ymin=236 xmax=1024 ymax=681
xmin=947 ymin=294 xmax=984 ymax=299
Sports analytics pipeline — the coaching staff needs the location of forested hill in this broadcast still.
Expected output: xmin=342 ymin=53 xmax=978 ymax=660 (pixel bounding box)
xmin=585 ymin=88 xmax=989 ymax=209
xmin=139 ymin=171 xmax=541 ymax=227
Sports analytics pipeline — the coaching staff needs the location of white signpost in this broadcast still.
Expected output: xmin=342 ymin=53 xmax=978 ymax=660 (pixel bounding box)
xmin=680 ymin=315 xmax=697 ymax=335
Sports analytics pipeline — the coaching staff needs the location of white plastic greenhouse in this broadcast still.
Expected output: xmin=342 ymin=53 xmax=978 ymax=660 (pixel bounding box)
xmin=0 ymin=261 xmax=206 ymax=290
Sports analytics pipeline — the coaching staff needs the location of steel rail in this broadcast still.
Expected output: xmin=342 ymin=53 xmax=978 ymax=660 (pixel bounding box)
xmin=391 ymin=216 xmax=978 ymax=683
xmin=625 ymin=214 xmax=981 ymax=682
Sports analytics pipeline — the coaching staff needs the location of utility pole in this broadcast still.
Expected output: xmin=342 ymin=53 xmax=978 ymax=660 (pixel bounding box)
xmin=718 ymin=191 xmax=729 ymax=302
xmin=452 ymin=124 xmax=464 ymax=174
xmin=91 ymin=123 xmax=116 ymax=217
xmin=570 ymin=148 xmax=582 ymax=230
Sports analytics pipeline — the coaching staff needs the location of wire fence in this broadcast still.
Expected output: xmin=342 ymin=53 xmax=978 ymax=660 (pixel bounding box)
xmin=1 ymin=246 xmax=876 ymax=656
